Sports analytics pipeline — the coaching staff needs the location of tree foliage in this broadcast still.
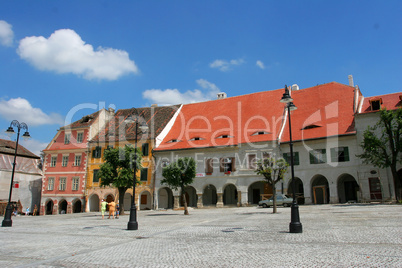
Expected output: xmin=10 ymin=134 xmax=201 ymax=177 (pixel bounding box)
xmin=255 ymin=157 xmax=289 ymax=213
xmin=161 ymin=157 xmax=196 ymax=215
xmin=357 ymin=108 xmax=402 ymax=200
xmin=98 ymin=146 xmax=143 ymax=214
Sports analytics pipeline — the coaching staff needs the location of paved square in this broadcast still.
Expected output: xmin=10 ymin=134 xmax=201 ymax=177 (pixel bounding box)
xmin=1 ymin=204 xmax=401 ymax=267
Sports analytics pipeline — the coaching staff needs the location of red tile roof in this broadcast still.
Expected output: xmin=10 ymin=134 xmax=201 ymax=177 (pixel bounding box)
xmin=360 ymin=92 xmax=402 ymax=113
xmin=91 ymin=105 xmax=180 ymax=143
xmin=0 ymin=138 xmax=40 ymax=159
xmin=156 ymin=82 xmax=357 ymax=151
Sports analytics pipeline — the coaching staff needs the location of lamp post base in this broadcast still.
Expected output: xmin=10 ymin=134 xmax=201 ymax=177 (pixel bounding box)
xmin=289 ymin=202 xmax=302 ymax=233
xmin=127 ymin=206 xmax=138 ymax=230
xmin=2 ymin=203 xmax=13 ymax=227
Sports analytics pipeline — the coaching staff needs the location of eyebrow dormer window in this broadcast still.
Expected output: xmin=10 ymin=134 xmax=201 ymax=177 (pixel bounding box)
xmin=216 ymin=135 xmax=232 ymax=139
xmin=251 ymin=131 xmax=270 ymax=136
xmin=167 ymin=139 xmax=180 ymax=143
xmin=189 ymin=137 xmax=203 ymax=141
xmin=302 ymin=124 xmax=322 ymax=130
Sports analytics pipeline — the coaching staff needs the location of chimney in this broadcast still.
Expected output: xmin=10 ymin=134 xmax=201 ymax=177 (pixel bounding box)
xmin=348 ymin=75 xmax=354 ymax=87
xmin=217 ymin=92 xmax=227 ymax=99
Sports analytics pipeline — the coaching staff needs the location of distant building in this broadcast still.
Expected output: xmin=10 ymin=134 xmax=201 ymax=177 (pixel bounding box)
xmin=0 ymin=138 xmax=42 ymax=215
xmin=40 ymin=108 xmax=114 ymax=215
xmin=86 ymin=105 xmax=180 ymax=212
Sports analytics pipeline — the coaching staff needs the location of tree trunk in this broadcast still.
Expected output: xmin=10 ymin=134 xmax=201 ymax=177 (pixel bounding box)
xmin=181 ymin=186 xmax=189 ymax=215
xmin=272 ymin=184 xmax=277 ymax=213
xmin=118 ymin=187 xmax=127 ymax=215
xmin=390 ymin=165 xmax=400 ymax=202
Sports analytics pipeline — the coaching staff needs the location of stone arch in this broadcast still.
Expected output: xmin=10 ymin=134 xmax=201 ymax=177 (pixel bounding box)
xmin=139 ymin=191 xmax=152 ymax=210
xmin=58 ymin=199 xmax=68 ymax=214
xmin=180 ymin=186 xmax=197 ymax=207
xmin=287 ymin=177 xmax=304 ymax=204
xmin=337 ymin=174 xmax=359 ymax=203
xmin=72 ymin=198 xmax=82 ymax=213
xmin=311 ymin=175 xmax=330 ymax=204
xmin=45 ymin=199 xmax=54 ymax=215
xmin=223 ymin=184 xmax=238 ymax=206
xmin=88 ymin=194 xmax=100 ymax=212
xmin=248 ymin=181 xmax=267 ymax=204
xmin=203 ymin=184 xmax=217 ymax=206
xmin=158 ymin=187 xmax=174 ymax=209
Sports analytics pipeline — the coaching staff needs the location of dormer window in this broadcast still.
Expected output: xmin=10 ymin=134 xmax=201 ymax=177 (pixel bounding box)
xmin=167 ymin=139 xmax=180 ymax=143
xmin=302 ymin=124 xmax=322 ymax=130
xmin=370 ymin=98 xmax=382 ymax=111
xmin=251 ymin=131 xmax=270 ymax=136
xmin=216 ymin=134 xmax=232 ymax=139
xmin=189 ymin=137 xmax=203 ymax=141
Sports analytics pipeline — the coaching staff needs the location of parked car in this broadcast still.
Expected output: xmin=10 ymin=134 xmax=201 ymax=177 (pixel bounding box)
xmin=258 ymin=194 xmax=293 ymax=208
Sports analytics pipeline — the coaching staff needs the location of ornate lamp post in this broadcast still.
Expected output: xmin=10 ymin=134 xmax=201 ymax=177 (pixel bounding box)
xmin=280 ymin=85 xmax=303 ymax=233
xmin=125 ymin=110 xmax=148 ymax=230
xmin=2 ymin=120 xmax=31 ymax=227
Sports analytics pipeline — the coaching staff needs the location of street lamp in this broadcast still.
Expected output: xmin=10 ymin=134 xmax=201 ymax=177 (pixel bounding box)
xmin=125 ymin=110 xmax=148 ymax=230
xmin=280 ymin=85 xmax=303 ymax=233
xmin=2 ymin=120 xmax=31 ymax=227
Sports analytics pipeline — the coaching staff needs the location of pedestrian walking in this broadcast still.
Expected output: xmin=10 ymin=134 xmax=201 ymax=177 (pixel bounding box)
xmin=26 ymin=207 xmax=30 ymax=216
xmin=108 ymin=200 xmax=116 ymax=219
xmin=33 ymin=205 xmax=38 ymax=216
xmin=115 ymin=203 xmax=119 ymax=219
xmin=101 ymin=199 xmax=107 ymax=219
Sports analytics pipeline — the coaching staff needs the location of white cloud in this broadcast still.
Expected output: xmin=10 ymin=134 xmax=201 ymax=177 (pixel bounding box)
xmin=143 ymin=79 xmax=221 ymax=105
xmin=0 ymin=20 xmax=14 ymax=47
xmin=17 ymin=29 xmax=139 ymax=80
xmin=209 ymin=58 xmax=245 ymax=71
xmin=20 ymin=139 xmax=48 ymax=156
xmin=256 ymin=60 xmax=265 ymax=69
xmin=0 ymin=98 xmax=64 ymax=126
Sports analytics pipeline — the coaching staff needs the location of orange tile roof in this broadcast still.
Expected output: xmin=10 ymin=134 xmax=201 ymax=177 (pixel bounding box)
xmin=156 ymin=82 xmax=357 ymax=151
xmin=360 ymin=92 xmax=402 ymax=113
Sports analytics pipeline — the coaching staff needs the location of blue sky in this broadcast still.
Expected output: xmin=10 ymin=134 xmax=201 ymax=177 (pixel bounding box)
xmin=0 ymin=0 xmax=401 ymax=155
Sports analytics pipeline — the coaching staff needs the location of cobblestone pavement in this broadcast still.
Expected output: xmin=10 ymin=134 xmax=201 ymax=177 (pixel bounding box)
xmin=0 ymin=204 xmax=401 ymax=268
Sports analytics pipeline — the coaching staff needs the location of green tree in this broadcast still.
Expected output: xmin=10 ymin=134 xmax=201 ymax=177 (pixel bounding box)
xmin=357 ymin=108 xmax=402 ymax=201
xmin=255 ymin=157 xmax=289 ymax=213
xmin=98 ymin=146 xmax=143 ymax=214
xmin=161 ymin=157 xmax=196 ymax=215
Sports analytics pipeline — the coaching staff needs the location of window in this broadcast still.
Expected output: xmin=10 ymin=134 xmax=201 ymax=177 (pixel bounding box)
xmin=47 ymin=177 xmax=55 ymax=190
xmin=370 ymin=99 xmax=382 ymax=111
xmin=62 ymin=155 xmax=69 ymax=167
xmin=248 ymin=154 xmax=257 ymax=169
xmin=251 ymin=131 xmax=269 ymax=136
xmin=262 ymin=152 xmax=271 ymax=159
xmin=93 ymin=169 xmax=100 ymax=183
xmin=64 ymin=133 xmax=71 ymax=144
xmin=162 ymin=160 xmax=170 ymax=167
xmin=220 ymin=157 xmax=236 ymax=173
xmin=92 ymin=146 xmax=102 ymax=158
xmin=190 ymin=137 xmax=203 ymax=141
xmin=50 ymin=156 xmax=57 ymax=167
xmin=74 ymin=155 xmax=82 ymax=166
xmin=309 ymin=149 xmax=326 ymax=164
xmin=76 ymin=132 xmax=83 ymax=143
xmin=331 ymin=147 xmax=349 ymax=162
xmin=283 ymin=152 xmax=300 ymax=165
xmin=217 ymin=135 xmax=231 ymax=139
xmin=142 ymin=143 xmax=149 ymax=156
xmin=140 ymin=168 xmax=148 ymax=182
xmin=72 ymin=177 xmax=79 ymax=191
xmin=205 ymin=158 xmax=214 ymax=174
xmin=59 ymin=177 xmax=66 ymax=191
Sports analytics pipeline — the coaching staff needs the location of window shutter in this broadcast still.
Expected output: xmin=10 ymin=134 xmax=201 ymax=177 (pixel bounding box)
xmin=205 ymin=158 xmax=213 ymax=173
xmin=344 ymin=147 xmax=349 ymax=161
xmin=322 ymin=149 xmax=327 ymax=163
xmin=294 ymin=152 xmax=300 ymax=165
xmin=142 ymin=143 xmax=149 ymax=156
xmin=309 ymin=151 xmax=315 ymax=164
xmin=219 ymin=158 xmax=224 ymax=172
xmin=330 ymin=148 xmax=337 ymax=162
xmin=231 ymin=157 xmax=236 ymax=171
xmin=141 ymin=168 xmax=148 ymax=181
